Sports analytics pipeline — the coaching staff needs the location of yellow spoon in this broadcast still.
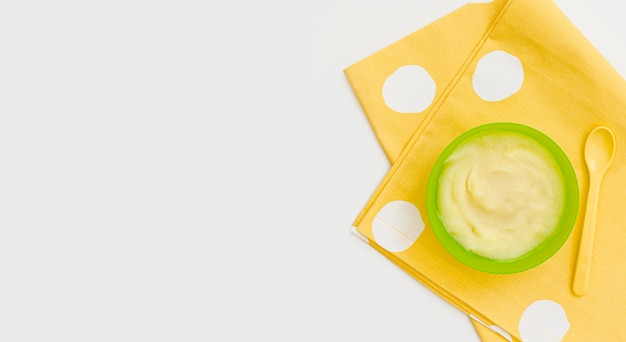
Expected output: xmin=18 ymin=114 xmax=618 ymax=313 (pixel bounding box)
xmin=573 ymin=126 xmax=616 ymax=296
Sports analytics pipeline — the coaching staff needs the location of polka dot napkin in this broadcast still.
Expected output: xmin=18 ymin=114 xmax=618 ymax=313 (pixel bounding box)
xmin=345 ymin=0 xmax=626 ymax=340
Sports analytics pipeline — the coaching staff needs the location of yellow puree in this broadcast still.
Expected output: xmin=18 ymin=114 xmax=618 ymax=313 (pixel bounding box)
xmin=438 ymin=132 xmax=565 ymax=260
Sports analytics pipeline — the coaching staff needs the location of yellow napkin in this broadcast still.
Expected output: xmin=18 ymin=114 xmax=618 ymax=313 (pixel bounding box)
xmin=345 ymin=0 xmax=626 ymax=340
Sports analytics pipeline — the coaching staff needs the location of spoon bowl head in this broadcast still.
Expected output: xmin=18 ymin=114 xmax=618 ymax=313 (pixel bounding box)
xmin=585 ymin=126 xmax=616 ymax=174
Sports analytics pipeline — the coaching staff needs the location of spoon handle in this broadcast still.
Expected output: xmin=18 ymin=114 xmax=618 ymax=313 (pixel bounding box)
xmin=572 ymin=175 xmax=602 ymax=296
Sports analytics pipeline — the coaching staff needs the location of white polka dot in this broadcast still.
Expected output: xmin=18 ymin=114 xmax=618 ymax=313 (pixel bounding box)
xmin=472 ymin=50 xmax=524 ymax=101
xmin=382 ymin=65 xmax=436 ymax=114
xmin=372 ymin=200 xmax=424 ymax=252
xmin=519 ymin=300 xmax=570 ymax=342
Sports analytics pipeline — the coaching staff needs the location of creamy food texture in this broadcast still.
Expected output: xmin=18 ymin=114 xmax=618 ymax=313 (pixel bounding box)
xmin=437 ymin=131 xmax=565 ymax=260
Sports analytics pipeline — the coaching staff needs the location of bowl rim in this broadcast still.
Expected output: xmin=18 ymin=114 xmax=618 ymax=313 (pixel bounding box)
xmin=425 ymin=122 xmax=579 ymax=274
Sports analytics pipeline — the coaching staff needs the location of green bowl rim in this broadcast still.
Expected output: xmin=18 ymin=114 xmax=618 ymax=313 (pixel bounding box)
xmin=425 ymin=122 xmax=579 ymax=274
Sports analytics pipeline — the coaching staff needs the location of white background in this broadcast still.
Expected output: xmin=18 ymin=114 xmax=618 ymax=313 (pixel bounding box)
xmin=1 ymin=1 xmax=625 ymax=341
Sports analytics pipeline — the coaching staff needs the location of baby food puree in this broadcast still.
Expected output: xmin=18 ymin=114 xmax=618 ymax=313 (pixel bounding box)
xmin=437 ymin=131 xmax=565 ymax=260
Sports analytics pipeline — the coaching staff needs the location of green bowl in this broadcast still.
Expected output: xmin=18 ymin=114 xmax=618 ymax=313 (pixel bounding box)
xmin=425 ymin=122 xmax=579 ymax=274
